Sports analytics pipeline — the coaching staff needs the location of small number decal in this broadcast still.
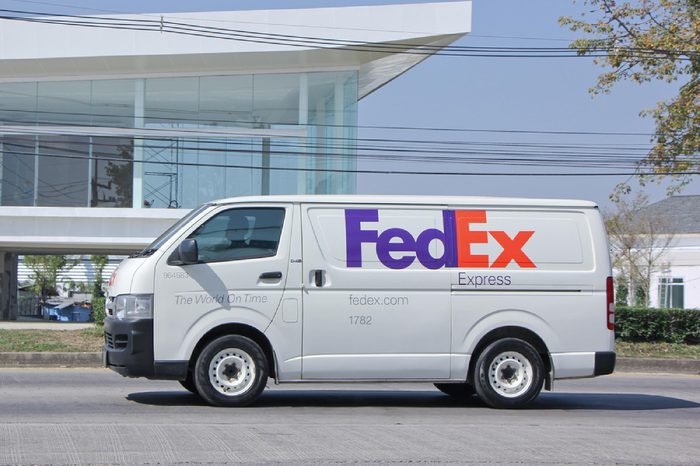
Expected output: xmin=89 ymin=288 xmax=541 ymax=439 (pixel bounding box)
xmin=349 ymin=315 xmax=372 ymax=325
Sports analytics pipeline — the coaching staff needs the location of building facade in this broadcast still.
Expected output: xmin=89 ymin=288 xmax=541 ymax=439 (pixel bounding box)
xmin=1 ymin=70 xmax=359 ymax=209
xmin=0 ymin=2 xmax=471 ymax=319
xmin=643 ymin=196 xmax=700 ymax=309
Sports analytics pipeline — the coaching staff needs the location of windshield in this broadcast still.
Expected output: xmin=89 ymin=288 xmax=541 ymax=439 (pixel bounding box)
xmin=132 ymin=204 xmax=211 ymax=257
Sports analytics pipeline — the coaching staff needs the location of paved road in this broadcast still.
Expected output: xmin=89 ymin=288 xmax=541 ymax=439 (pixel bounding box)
xmin=0 ymin=369 xmax=698 ymax=465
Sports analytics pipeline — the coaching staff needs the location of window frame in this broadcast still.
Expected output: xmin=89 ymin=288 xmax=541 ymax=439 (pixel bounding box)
xmin=658 ymin=276 xmax=684 ymax=309
xmin=186 ymin=206 xmax=287 ymax=264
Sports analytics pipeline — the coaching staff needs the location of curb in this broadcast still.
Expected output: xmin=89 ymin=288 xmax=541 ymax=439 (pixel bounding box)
xmin=0 ymin=353 xmax=698 ymax=374
xmin=616 ymin=357 xmax=700 ymax=375
xmin=0 ymin=352 xmax=101 ymax=368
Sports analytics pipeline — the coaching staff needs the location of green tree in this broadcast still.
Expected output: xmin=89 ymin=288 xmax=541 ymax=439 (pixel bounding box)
xmin=560 ymin=0 xmax=699 ymax=192
xmin=90 ymin=255 xmax=109 ymax=299
xmin=604 ymin=194 xmax=676 ymax=306
xmin=24 ymin=255 xmax=76 ymax=303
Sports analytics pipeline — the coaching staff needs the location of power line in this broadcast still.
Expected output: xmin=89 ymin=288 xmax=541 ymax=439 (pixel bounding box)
xmin=0 ymin=107 xmax=658 ymax=137
xmin=2 ymin=137 xmax=696 ymax=174
xmin=0 ymin=0 xmax=577 ymax=42
xmin=0 ymin=8 xmax=696 ymax=60
xmin=5 ymin=146 xmax=694 ymax=176
xmin=1 ymin=130 xmax=670 ymax=167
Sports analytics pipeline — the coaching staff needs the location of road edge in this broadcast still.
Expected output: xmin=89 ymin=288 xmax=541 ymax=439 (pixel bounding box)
xmin=0 ymin=352 xmax=698 ymax=374
xmin=0 ymin=352 xmax=101 ymax=367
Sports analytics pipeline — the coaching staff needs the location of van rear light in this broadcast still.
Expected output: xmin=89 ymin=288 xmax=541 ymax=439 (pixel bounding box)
xmin=606 ymin=276 xmax=615 ymax=331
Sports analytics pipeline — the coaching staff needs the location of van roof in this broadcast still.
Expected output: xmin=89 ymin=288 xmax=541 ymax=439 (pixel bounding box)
xmin=209 ymin=195 xmax=598 ymax=209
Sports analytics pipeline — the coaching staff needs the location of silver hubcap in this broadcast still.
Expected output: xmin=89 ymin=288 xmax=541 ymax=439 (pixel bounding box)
xmin=209 ymin=348 xmax=256 ymax=396
xmin=488 ymin=351 xmax=532 ymax=398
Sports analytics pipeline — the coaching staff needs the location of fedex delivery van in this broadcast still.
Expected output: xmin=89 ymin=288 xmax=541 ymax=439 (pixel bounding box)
xmin=104 ymin=195 xmax=615 ymax=408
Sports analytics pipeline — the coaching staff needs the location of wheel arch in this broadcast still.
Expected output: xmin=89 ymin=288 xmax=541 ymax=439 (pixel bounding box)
xmin=188 ymin=323 xmax=276 ymax=380
xmin=466 ymin=325 xmax=552 ymax=388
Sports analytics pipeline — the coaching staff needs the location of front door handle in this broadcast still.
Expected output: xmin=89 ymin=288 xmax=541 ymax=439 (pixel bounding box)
xmin=259 ymin=271 xmax=282 ymax=280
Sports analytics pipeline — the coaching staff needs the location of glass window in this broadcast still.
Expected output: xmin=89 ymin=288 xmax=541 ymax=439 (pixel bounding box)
xmin=188 ymin=208 xmax=285 ymax=263
xmin=1 ymin=136 xmax=36 ymax=206
xmin=253 ymin=73 xmax=300 ymax=125
xmin=145 ymin=77 xmax=199 ymax=125
xmin=38 ymin=80 xmax=92 ymax=125
xmin=199 ymin=75 xmax=253 ymax=127
xmin=91 ymin=79 xmax=136 ymax=127
xmin=658 ymin=277 xmax=684 ymax=309
xmin=37 ymin=136 xmax=89 ymax=206
xmin=0 ymin=82 xmax=37 ymax=124
xmin=91 ymin=137 xmax=133 ymax=207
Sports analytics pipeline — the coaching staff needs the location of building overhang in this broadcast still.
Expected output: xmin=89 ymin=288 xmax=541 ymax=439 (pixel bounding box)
xmin=0 ymin=2 xmax=471 ymax=99
xmin=0 ymin=207 xmax=187 ymax=254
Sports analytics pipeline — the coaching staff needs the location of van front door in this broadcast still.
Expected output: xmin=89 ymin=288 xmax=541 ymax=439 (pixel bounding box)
xmin=153 ymin=205 xmax=292 ymax=364
xmin=301 ymin=204 xmax=451 ymax=380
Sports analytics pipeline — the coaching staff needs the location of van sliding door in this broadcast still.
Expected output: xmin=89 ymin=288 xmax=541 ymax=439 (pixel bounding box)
xmin=301 ymin=204 xmax=451 ymax=380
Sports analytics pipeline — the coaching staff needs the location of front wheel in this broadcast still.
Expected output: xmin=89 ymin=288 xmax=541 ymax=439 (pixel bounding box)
xmin=194 ymin=335 xmax=268 ymax=407
xmin=473 ymin=338 xmax=544 ymax=409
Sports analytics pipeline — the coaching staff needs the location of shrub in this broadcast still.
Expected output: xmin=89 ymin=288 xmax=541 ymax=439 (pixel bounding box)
xmin=615 ymin=306 xmax=700 ymax=344
xmin=91 ymin=296 xmax=106 ymax=326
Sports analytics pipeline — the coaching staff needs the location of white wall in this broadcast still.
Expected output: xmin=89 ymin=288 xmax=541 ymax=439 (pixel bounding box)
xmin=647 ymin=234 xmax=700 ymax=309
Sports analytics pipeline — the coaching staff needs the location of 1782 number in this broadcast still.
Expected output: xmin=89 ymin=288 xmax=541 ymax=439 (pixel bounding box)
xmin=349 ymin=315 xmax=372 ymax=325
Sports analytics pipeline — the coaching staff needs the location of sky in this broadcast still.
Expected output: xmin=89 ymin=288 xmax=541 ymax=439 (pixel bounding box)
xmin=2 ymin=0 xmax=697 ymax=209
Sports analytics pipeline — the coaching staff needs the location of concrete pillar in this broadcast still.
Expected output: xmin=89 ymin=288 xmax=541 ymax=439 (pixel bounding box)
xmin=0 ymin=252 xmax=18 ymax=321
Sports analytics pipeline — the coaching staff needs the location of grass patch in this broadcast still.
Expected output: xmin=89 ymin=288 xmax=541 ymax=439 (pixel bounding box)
xmin=0 ymin=328 xmax=698 ymax=359
xmin=616 ymin=341 xmax=700 ymax=360
xmin=0 ymin=327 xmax=103 ymax=352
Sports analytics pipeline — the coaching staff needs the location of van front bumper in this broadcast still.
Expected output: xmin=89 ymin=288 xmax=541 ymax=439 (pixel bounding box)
xmin=103 ymin=317 xmax=155 ymax=378
xmin=103 ymin=317 xmax=189 ymax=380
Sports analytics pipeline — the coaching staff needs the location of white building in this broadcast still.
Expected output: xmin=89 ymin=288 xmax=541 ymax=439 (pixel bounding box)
xmin=0 ymin=2 xmax=472 ymax=319
xmin=642 ymin=196 xmax=700 ymax=309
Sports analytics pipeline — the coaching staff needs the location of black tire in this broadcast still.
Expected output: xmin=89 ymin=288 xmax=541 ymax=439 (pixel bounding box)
xmin=434 ymin=383 xmax=475 ymax=398
xmin=178 ymin=372 xmax=197 ymax=394
xmin=194 ymin=335 xmax=268 ymax=407
xmin=472 ymin=338 xmax=544 ymax=409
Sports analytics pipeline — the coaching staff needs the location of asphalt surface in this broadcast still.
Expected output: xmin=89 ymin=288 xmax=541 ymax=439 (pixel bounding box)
xmin=0 ymin=369 xmax=698 ymax=465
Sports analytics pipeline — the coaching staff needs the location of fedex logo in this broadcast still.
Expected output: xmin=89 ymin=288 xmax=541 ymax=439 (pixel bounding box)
xmin=345 ymin=209 xmax=536 ymax=270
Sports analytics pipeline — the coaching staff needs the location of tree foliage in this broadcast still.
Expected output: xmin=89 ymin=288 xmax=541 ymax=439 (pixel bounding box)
xmin=23 ymin=255 xmax=76 ymax=301
xmin=560 ymin=0 xmax=699 ymax=192
xmin=604 ymin=194 xmax=676 ymax=306
xmin=89 ymin=255 xmax=108 ymax=298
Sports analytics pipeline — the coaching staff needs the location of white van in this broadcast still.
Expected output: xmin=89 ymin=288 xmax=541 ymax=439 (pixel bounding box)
xmin=104 ymin=195 xmax=615 ymax=408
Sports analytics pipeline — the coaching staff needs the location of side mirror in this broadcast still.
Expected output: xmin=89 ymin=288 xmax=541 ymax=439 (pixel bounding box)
xmin=167 ymin=239 xmax=199 ymax=265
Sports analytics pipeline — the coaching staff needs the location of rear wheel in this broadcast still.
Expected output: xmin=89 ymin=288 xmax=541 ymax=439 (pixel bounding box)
xmin=473 ymin=338 xmax=544 ymax=409
xmin=194 ymin=335 xmax=268 ymax=407
xmin=434 ymin=383 xmax=475 ymax=399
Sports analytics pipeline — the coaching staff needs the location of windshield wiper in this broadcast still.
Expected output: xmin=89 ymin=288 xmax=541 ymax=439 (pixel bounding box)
xmin=130 ymin=248 xmax=157 ymax=258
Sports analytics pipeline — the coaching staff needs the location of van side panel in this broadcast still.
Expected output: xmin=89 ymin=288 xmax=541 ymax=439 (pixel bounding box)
xmin=449 ymin=207 xmax=612 ymax=380
xmin=300 ymin=204 xmax=452 ymax=380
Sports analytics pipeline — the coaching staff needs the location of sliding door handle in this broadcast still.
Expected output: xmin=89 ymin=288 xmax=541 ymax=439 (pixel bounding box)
xmin=314 ymin=270 xmax=324 ymax=287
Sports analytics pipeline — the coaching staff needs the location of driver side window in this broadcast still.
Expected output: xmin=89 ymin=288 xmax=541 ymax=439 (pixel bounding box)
xmin=188 ymin=208 xmax=285 ymax=263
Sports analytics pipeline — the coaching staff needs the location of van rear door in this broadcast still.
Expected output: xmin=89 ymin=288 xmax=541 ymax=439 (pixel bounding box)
xmin=300 ymin=203 xmax=451 ymax=380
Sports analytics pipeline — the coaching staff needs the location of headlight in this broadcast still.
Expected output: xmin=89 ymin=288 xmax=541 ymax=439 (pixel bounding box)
xmin=114 ymin=294 xmax=153 ymax=320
